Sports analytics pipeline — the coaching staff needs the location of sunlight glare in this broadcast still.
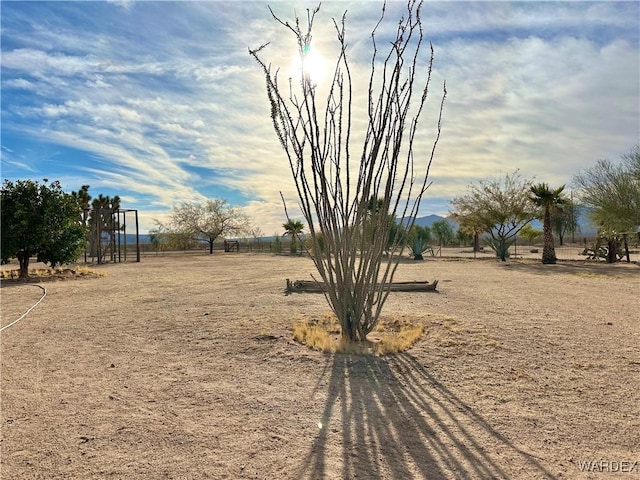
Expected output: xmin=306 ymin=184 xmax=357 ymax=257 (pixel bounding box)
xmin=292 ymin=43 xmax=327 ymax=87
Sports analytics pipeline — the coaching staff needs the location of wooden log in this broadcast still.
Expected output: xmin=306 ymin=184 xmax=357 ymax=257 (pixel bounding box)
xmin=285 ymin=279 xmax=438 ymax=293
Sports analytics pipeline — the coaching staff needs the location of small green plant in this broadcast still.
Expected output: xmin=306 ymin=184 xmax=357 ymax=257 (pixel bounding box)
xmin=408 ymin=225 xmax=431 ymax=260
xmin=271 ymin=234 xmax=282 ymax=253
xmin=432 ymin=219 xmax=454 ymax=250
xmin=486 ymin=237 xmax=513 ymax=260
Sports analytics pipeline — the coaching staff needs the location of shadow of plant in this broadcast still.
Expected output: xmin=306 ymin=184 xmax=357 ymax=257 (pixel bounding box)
xmin=297 ymin=353 xmax=556 ymax=479
xmin=503 ymin=260 xmax=639 ymax=277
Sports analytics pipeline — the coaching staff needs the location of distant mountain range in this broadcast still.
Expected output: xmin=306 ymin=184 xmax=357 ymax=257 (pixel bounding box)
xmin=112 ymin=233 xmax=153 ymax=245
xmin=407 ymin=214 xmax=456 ymax=229
xmin=408 ymin=212 xmax=598 ymax=237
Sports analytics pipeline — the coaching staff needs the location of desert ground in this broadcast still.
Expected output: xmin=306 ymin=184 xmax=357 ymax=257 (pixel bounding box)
xmin=1 ymin=249 xmax=639 ymax=479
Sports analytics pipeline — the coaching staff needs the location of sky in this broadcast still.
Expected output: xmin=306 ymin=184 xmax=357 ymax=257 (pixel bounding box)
xmin=1 ymin=1 xmax=639 ymax=235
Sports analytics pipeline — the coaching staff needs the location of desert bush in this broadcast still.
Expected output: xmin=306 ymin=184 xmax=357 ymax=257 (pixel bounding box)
xmin=271 ymin=235 xmax=282 ymax=254
xmin=305 ymin=232 xmax=326 ymax=255
xmin=0 ymin=266 xmax=103 ymax=280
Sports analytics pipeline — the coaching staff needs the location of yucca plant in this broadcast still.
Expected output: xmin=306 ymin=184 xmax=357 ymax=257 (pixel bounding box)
xmin=486 ymin=237 xmax=514 ymax=260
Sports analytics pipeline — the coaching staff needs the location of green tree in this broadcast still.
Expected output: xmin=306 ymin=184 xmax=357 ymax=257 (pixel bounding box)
xmin=551 ymin=196 xmax=579 ymax=246
xmin=530 ymin=183 xmax=567 ymax=264
xmin=1 ymin=179 xmax=86 ymax=278
xmin=271 ymin=234 xmax=282 ymax=254
xmin=518 ymin=224 xmax=543 ymax=246
xmin=574 ymin=146 xmax=640 ymax=263
xmin=455 ymin=228 xmax=471 ymax=248
xmin=452 ymin=171 xmax=535 ymax=261
xmin=162 ymin=199 xmax=250 ymax=254
xmin=452 ymin=211 xmax=484 ymax=253
xmin=431 ymin=219 xmax=454 ymax=254
xmin=283 ymin=219 xmax=305 ymax=255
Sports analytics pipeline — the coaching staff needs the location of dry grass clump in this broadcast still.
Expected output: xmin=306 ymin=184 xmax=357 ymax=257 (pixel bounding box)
xmin=292 ymin=313 xmax=339 ymax=352
xmin=293 ymin=313 xmax=424 ymax=355
xmin=372 ymin=317 xmax=425 ymax=355
xmin=1 ymin=266 xmax=104 ymax=280
xmin=2 ymin=269 xmax=20 ymax=280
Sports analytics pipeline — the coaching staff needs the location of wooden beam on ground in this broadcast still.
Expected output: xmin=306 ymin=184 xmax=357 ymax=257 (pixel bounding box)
xmin=285 ymin=279 xmax=438 ymax=294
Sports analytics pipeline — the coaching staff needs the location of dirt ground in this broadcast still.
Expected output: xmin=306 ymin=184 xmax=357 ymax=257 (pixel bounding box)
xmin=1 ymin=252 xmax=639 ymax=479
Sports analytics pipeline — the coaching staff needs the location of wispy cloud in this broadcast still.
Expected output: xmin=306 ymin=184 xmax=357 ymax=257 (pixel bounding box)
xmin=106 ymin=0 xmax=135 ymax=11
xmin=1 ymin=1 xmax=638 ymax=234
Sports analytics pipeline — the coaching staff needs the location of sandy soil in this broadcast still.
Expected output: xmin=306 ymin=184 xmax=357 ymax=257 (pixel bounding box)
xmin=1 ymin=252 xmax=639 ymax=479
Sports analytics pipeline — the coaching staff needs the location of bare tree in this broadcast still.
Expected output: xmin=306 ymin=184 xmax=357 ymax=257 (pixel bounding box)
xmin=250 ymin=1 xmax=446 ymax=344
xmin=164 ymin=199 xmax=250 ymax=254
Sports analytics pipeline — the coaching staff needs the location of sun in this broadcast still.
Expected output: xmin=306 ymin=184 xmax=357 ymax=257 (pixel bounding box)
xmin=292 ymin=43 xmax=327 ymax=87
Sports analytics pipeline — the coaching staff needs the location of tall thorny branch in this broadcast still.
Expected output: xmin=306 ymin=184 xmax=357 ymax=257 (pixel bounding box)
xmin=250 ymin=0 xmax=446 ymax=342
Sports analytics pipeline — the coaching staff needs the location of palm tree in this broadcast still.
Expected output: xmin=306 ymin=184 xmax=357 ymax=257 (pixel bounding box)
xmin=282 ymin=219 xmax=304 ymax=255
xmin=530 ymin=183 xmax=567 ymax=264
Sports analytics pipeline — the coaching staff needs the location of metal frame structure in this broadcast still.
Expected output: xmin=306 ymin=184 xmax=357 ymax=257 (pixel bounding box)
xmin=82 ymin=208 xmax=141 ymax=263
